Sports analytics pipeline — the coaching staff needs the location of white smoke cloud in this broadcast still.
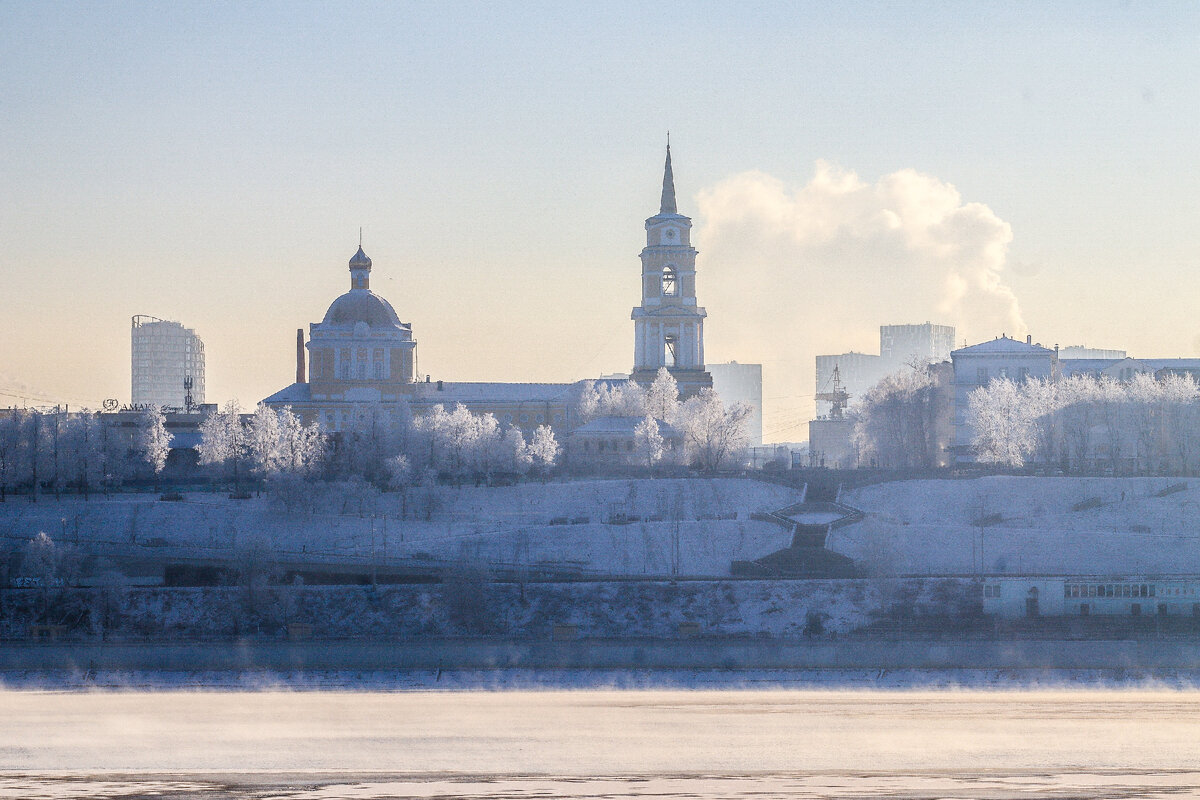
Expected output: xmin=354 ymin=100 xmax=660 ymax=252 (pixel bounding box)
xmin=694 ymin=161 xmax=1025 ymax=439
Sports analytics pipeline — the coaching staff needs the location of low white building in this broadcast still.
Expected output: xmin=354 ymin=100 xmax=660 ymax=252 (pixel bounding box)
xmin=983 ymin=576 xmax=1200 ymax=618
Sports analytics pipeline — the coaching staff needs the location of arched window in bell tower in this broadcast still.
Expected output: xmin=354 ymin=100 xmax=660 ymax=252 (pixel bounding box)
xmin=664 ymin=333 xmax=679 ymax=368
xmin=662 ymin=266 xmax=678 ymax=297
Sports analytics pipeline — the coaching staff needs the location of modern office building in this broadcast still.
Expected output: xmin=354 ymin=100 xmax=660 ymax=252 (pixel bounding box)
xmin=131 ymin=315 xmax=206 ymax=409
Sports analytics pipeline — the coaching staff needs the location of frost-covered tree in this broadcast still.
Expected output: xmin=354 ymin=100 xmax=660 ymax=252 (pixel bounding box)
xmin=21 ymin=531 xmax=80 ymax=604
xmin=607 ymin=381 xmax=648 ymax=417
xmin=22 ymin=532 xmax=61 ymax=590
xmin=1128 ymin=372 xmax=1164 ymax=473
xmin=27 ymin=410 xmax=44 ymax=502
xmin=413 ymin=403 xmax=480 ymax=482
xmin=676 ymin=389 xmax=751 ymax=472
xmin=574 ymin=380 xmax=647 ymax=422
xmin=634 ymin=414 xmax=665 ymax=468
xmin=1094 ymin=376 xmax=1130 ymax=472
xmin=385 ymin=453 xmax=413 ymax=517
xmin=852 ymin=366 xmax=940 ymax=470
xmin=276 ymin=406 xmax=327 ymax=476
xmin=197 ymin=400 xmax=248 ymax=492
xmin=138 ymin=406 xmax=172 ymax=477
xmin=967 ymin=379 xmax=1035 ymax=467
xmin=574 ymin=381 xmax=602 ymax=424
xmin=0 ymin=410 xmax=33 ymax=502
xmin=645 ymin=367 xmax=680 ymax=422
xmin=246 ymin=403 xmax=284 ymax=483
xmin=965 ymin=371 xmax=1200 ymax=475
xmin=503 ymin=426 xmax=532 ymax=475
xmin=1161 ymin=373 xmax=1200 ymax=474
xmin=38 ymin=409 xmax=70 ymax=500
xmin=1058 ymin=374 xmax=1101 ymax=472
xmin=337 ymin=403 xmax=386 ymax=482
xmin=468 ymin=413 xmax=507 ymax=482
xmin=65 ymin=411 xmax=106 ymax=499
xmin=526 ymin=425 xmax=560 ymax=478
xmin=1024 ymin=378 xmax=1065 ymax=467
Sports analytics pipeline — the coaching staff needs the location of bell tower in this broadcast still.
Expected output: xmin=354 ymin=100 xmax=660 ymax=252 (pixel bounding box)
xmin=631 ymin=143 xmax=712 ymax=397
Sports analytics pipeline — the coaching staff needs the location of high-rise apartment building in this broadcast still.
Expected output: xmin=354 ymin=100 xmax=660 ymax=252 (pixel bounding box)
xmin=880 ymin=323 xmax=956 ymax=367
xmin=131 ymin=315 xmax=206 ymax=409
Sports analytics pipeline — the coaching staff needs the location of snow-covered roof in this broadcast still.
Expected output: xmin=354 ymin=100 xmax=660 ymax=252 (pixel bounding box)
xmin=951 ymin=336 xmax=1054 ymax=356
xmin=412 ymin=381 xmax=577 ymax=404
xmin=262 ymin=382 xmax=312 ymax=404
xmin=572 ymin=416 xmax=680 ymax=437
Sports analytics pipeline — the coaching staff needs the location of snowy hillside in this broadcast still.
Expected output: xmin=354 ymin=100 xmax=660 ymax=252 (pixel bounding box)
xmin=0 ymin=478 xmax=802 ymax=579
xmin=832 ymin=476 xmax=1200 ymax=576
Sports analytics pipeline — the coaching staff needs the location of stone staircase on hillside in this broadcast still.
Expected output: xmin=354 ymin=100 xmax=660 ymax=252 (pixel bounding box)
xmin=732 ymin=482 xmax=862 ymax=578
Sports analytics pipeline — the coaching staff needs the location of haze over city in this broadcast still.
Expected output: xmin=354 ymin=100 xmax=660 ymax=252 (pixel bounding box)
xmin=4 ymin=2 xmax=1200 ymax=440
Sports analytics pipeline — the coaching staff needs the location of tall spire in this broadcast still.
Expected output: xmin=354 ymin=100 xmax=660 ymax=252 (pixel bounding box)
xmin=659 ymin=139 xmax=677 ymax=215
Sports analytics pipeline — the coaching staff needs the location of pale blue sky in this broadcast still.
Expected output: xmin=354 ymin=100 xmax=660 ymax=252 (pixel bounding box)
xmin=3 ymin=2 xmax=1199 ymax=436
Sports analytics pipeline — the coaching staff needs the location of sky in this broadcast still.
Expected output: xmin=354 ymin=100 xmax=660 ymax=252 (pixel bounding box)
xmin=3 ymin=1 xmax=1200 ymax=442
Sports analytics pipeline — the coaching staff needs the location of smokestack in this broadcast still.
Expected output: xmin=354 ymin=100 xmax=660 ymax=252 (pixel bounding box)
xmin=1026 ymin=334 xmax=1032 ymax=345
xmin=296 ymin=329 xmax=306 ymax=384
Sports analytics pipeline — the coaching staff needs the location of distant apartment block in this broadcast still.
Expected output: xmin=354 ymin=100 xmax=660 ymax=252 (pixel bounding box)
xmin=131 ymin=315 xmax=205 ymax=409
xmin=708 ymin=362 xmax=763 ymax=445
xmin=880 ymin=322 xmax=956 ymax=367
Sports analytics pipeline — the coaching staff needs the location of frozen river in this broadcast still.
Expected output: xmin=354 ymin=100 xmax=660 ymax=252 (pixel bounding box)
xmin=3 ymin=689 xmax=1200 ymax=798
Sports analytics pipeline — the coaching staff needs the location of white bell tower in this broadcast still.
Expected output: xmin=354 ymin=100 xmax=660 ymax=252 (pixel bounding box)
xmin=631 ymin=143 xmax=712 ymax=397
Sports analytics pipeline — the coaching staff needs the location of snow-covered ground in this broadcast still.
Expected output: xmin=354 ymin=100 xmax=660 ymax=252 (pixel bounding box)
xmin=832 ymin=476 xmax=1200 ymax=576
xmin=0 ymin=478 xmax=801 ymax=578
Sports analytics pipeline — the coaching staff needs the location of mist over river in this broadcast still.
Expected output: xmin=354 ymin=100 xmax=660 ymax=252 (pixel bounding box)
xmin=3 ymin=689 xmax=1200 ymax=798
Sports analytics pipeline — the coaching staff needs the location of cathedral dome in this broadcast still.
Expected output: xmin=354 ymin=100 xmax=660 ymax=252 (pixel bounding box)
xmin=349 ymin=246 xmax=372 ymax=268
xmin=321 ymin=290 xmax=402 ymax=327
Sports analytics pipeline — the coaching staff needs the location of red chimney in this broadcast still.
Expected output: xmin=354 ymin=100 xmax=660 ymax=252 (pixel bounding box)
xmin=296 ymin=329 xmax=306 ymax=384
